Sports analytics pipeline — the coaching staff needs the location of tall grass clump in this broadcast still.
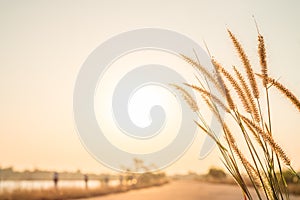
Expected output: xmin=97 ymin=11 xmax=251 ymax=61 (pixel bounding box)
xmin=173 ymin=24 xmax=300 ymax=200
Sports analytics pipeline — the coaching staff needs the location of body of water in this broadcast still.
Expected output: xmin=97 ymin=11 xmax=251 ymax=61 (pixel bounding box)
xmin=0 ymin=179 xmax=120 ymax=192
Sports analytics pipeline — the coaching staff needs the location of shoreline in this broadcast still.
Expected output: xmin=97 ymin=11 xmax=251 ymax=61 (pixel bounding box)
xmin=0 ymin=179 xmax=169 ymax=200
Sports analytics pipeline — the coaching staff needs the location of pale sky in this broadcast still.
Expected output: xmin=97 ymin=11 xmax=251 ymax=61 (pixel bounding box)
xmin=0 ymin=0 xmax=300 ymax=174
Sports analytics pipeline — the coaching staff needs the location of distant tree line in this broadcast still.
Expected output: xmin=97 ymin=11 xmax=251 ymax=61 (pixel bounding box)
xmin=0 ymin=167 xmax=114 ymax=180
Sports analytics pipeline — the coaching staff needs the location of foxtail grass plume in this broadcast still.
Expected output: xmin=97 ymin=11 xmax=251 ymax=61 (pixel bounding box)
xmin=242 ymin=115 xmax=291 ymax=166
xmin=213 ymin=59 xmax=251 ymax=113
xmin=258 ymin=35 xmax=268 ymax=87
xmin=233 ymin=66 xmax=260 ymax=122
xmin=170 ymin=84 xmax=199 ymax=112
xmin=180 ymin=54 xmax=224 ymax=95
xmin=184 ymin=83 xmax=231 ymax=113
xmin=223 ymin=124 xmax=262 ymax=188
xmin=228 ymin=29 xmax=260 ymax=99
xmin=211 ymin=59 xmax=235 ymax=110
xmin=257 ymin=74 xmax=300 ymax=112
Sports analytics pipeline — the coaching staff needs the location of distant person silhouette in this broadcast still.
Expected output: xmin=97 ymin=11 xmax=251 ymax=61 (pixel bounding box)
xmin=119 ymin=175 xmax=123 ymax=186
xmin=84 ymin=174 xmax=88 ymax=189
xmin=104 ymin=175 xmax=109 ymax=186
xmin=53 ymin=172 xmax=59 ymax=189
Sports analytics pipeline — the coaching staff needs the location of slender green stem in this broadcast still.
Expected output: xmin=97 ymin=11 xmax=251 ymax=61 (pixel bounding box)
xmin=265 ymin=87 xmax=287 ymax=199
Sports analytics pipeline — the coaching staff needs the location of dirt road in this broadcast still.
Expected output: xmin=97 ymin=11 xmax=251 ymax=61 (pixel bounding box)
xmin=81 ymin=180 xmax=300 ymax=200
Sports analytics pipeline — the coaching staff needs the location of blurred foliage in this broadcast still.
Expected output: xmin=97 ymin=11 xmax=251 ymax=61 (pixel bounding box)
xmin=280 ymin=170 xmax=300 ymax=184
xmin=207 ymin=167 xmax=226 ymax=179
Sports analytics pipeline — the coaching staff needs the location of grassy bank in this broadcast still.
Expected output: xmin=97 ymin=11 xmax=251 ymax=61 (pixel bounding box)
xmin=0 ymin=179 xmax=169 ymax=200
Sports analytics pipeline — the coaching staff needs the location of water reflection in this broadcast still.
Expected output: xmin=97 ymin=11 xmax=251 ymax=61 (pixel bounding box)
xmin=0 ymin=180 xmax=120 ymax=192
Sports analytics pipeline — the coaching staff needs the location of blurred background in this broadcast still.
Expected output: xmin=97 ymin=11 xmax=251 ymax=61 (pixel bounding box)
xmin=0 ymin=0 xmax=299 ymax=199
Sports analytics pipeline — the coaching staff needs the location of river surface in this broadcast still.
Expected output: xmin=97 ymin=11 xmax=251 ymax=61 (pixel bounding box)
xmin=0 ymin=179 xmax=119 ymax=192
